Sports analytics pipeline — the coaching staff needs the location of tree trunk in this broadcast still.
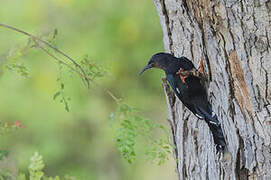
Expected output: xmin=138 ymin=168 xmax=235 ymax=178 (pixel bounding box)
xmin=154 ymin=0 xmax=271 ymax=179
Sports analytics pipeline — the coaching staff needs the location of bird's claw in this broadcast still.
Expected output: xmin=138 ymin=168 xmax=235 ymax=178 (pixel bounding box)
xmin=177 ymin=68 xmax=188 ymax=83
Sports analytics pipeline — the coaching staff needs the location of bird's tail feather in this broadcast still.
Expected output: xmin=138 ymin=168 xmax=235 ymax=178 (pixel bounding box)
xmin=196 ymin=106 xmax=227 ymax=152
xmin=205 ymin=117 xmax=227 ymax=152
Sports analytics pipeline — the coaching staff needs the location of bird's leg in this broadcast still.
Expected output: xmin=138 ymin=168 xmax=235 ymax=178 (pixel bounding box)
xmin=177 ymin=68 xmax=189 ymax=83
xmin=176 ymin=58 xmax=208 ymax=83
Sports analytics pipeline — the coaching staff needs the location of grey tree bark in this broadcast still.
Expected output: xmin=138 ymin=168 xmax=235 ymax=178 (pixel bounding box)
xmin=154 ymin=0 xmax=271 ymax=179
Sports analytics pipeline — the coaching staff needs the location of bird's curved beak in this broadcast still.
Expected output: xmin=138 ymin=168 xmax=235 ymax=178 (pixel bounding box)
xmin=139 ymin=64 xmax=152 ymax=75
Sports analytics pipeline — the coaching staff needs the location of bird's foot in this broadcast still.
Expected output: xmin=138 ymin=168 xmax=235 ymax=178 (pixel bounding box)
xmin=177 ymin=68 xmax=188 ymax=83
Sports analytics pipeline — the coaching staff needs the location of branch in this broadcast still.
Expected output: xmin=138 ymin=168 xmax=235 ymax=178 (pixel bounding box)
xmin=0 ymin=23 xmax=89 ymax=87
xmin=0 ymin=23 xmax=121 ymax=102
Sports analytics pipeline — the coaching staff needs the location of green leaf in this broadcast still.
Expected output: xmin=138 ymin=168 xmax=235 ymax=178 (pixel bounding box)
xmin=64 ymin=99 xmax=70 ymax=112
xmin=16 ymin=152 xmax=77 ymax=180
xmin=29 ymin=152 xmax=45 ymax=180
xmin=53 ymin=91 xmax=61 ymax=100
xmin=65 ymin=104 xmax=70 ymax=112
xmin=112 ymin=102 xmax=172 ymax=165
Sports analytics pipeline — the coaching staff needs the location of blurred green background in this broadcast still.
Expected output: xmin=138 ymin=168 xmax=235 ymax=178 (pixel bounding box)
xmin=0 ymin=0 xmax=176 ymax=179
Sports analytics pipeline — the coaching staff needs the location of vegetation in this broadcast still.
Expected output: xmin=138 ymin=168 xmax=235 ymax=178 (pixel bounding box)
xmin=0 ymin=0 xmax=175 ymax=179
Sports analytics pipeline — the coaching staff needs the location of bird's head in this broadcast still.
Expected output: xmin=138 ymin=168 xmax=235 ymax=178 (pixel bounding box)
xmin=139 ymin=52 xmax=173 ymax=75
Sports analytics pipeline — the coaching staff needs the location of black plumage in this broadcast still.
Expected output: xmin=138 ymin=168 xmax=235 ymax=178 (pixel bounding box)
xmin=140 ymin=52 xmax=227 ymax=152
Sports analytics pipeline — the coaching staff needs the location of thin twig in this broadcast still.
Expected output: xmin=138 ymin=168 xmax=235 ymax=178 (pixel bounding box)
xmin=0 ymin=23 xmax=89 ymax=87
xmin=0 ymin=23 xmax=123 ymax=103
xmin=38 ymin=45 xmax=89 ymax=83
xmin=40 ymin=44 xmax=123 ymax=103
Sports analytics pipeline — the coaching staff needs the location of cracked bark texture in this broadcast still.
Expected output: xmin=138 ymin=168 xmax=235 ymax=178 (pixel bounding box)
xmin=154 ymin=0 xmax=271 ymax=179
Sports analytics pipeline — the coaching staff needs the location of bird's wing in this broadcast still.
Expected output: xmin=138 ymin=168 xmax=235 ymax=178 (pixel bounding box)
xmin=178 ymin=56 xmax=195 ymax=70
xmin=167 ymin=73 xmax=217 ymax=122
xmin=166 ymin=74 xmax=199 ymax=116
xmin=194 ymin=104 xmax=226 ymax=150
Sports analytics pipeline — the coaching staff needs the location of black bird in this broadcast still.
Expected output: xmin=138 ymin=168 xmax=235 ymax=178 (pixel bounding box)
xmin=140 ymin=52 xmax=227 ymax=152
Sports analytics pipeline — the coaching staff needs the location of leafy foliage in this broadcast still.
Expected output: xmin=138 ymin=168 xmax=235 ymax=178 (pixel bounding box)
xmin=5 ymin=63 xmax=29 ymax=77
xmin=3 ymin=37 xmax=34 ymax=77
xmin=110 ymin=103 xmax=172 ymax=164
xmin=6 ymin=152 xmax=77 ymax=180
xmin=144 ymin=139 xmax=172 ymax=165
xmin=28 ymin=152 xmax=45 ymax=180
xmin=53 ymin=66 xmax=71 ymax=112
xmin=80 ymin=55 xmax=107 ymax=82
xmin=0 ymin=22 xmax=171 ymax=180
xmin=53 ymin=82 xmax=70 ymax=112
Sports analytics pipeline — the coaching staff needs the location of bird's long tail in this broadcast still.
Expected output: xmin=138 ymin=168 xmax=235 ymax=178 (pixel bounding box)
xmin=205 ymin=117 xmax=227 ymax=152
xmin=196 ymin=106 xmax=227 ymax=152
